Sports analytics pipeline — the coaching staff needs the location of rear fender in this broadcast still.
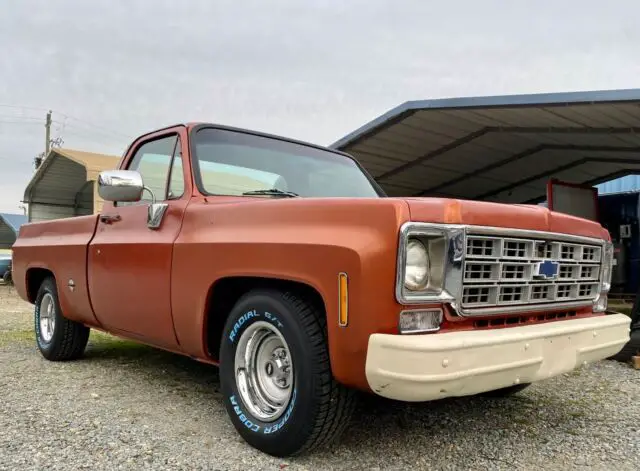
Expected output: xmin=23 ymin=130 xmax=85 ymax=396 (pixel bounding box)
xmin=11 ymin=215 xmax=101 ymax=326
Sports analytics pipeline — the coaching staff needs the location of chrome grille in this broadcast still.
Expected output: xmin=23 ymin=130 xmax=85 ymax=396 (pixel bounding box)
xmin=461 ymin=233 xmax=603 ymax=313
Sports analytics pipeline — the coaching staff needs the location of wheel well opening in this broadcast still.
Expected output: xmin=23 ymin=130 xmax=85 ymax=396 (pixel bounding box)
xmin=205 ymin=277 xmax=325 ymax=362
xmin=26 ymin=268 xmax=54 ymax=303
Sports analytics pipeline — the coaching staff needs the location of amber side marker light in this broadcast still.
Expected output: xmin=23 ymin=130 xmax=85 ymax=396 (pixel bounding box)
xmin=338 ymin=272 xmax=349 ymax=327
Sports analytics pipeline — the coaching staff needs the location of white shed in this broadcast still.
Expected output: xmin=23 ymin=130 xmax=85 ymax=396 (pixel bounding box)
xmin=23 ymin=148 xmax=120 ymax=222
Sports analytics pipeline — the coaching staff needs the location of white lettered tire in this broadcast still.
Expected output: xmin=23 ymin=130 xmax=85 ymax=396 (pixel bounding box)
xmin=34 ymin=276 xmax=90 ymax=361
xmin=219 ymin=289 xmax=356 ymax=457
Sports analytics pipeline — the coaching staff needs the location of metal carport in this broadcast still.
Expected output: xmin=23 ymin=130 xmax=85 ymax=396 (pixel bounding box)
xmin=330 ymin=88 xmax=640 ymax=203
xmin=0 ymin=213 xmax=27 ymax=250
xmin=23 ymin=148 xmax=120 ymax=222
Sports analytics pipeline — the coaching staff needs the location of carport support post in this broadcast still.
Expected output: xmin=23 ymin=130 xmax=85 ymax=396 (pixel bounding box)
xmin=631 ymin=283 xmax=640 ymax=330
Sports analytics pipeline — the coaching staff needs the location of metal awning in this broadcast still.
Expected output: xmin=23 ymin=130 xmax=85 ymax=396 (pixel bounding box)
xmin=330 ymin=88 xmax=640 ymax=203
xmin=23 ymin=148 xmax=120 ymax=205
xmin=23 ymin=148 xmax=120 ymax=221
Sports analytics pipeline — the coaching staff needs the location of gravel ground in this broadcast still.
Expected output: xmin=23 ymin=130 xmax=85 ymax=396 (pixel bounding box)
xmin=1 ymin=284 xmax=639 ymax=470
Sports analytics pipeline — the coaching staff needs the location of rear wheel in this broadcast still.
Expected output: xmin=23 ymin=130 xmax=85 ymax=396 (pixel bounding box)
xmin=219 ymin=288 xmax=356 ymax=457
xmin=34 ymin=276 xmax=90 ymax=361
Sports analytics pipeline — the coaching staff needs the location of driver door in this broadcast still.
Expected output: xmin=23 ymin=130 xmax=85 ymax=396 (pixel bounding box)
xmin=88 ymin=128 xmax=189 ymax=349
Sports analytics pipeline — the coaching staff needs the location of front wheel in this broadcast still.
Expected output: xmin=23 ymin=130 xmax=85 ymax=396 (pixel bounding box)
xmin=219 ymin=289 xmax=356 ymax=457
xmin=609 ymin=328 xmax=640 ymax=362
xmin=34 ymin=276 xmax=90 ymax=361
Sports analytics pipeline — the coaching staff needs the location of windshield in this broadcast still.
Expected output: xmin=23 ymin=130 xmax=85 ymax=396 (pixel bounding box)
xmin=192 ymin=127 xmax=384 ymax=198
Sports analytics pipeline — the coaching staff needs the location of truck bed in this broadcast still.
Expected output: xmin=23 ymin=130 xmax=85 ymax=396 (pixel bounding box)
xmin=12 ymin=215 xmax=102 ymax=327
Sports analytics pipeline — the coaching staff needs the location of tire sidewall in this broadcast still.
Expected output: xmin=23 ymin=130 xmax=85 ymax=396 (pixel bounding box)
xmin=219 ymin=291 xmax=320 ymax=455
xmin=34 ymin=278 xmax=62 ymax=356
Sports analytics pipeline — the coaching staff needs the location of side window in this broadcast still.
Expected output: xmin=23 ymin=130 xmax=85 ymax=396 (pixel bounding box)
xmin=167 ymin=136 xmax=185 ymax=200
xmin=120 ymin=135 xmax=179 ymax=205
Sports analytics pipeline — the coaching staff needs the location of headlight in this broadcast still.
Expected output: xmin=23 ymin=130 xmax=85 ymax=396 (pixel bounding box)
xmin=594 ymin=241 xmax=614 ymax=313
xmin=396 ymin=223 xmax=464 ymax=304
xmin=600 ymin=242 xmax=614 ymax=293
xmin=405 ymin=239 xmax=429 ymax=291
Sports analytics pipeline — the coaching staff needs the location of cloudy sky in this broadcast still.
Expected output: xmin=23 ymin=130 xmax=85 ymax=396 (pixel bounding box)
xmin=2 ymin=0 xmax=640 ymax=213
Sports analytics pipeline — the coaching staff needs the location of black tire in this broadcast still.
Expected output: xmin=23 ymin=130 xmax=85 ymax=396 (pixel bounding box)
xmin=478 ymin=383 xmax=531 ymax=398
xmin=609 ymin=328 xmax=640 ymax=363
xmin=34 ymin=276 xmax=90 ymax=361
xmin=219 ymin=289 xmax=356 ymax=457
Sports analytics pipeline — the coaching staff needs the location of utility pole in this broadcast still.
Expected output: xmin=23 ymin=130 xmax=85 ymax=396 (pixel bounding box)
xmin=45 ymin=110 xmax=52 ymax=155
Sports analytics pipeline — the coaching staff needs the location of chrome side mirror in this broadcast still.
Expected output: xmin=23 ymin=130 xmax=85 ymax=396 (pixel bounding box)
xmin=97 ymin=169 xmax=168 ymax=230
xmin=97 ymin=170 xmax=144 ymax=202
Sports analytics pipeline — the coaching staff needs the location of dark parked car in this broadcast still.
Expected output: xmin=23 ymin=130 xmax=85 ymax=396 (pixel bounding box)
xmin=0 ymin=254 xmax=12 ymax=284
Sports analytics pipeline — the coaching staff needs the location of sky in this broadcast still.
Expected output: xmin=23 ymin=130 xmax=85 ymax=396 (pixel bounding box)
xmin=2 ymin=0 xmax=640 ymax=213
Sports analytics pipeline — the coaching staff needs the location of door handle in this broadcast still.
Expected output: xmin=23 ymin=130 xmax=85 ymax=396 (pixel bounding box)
xmin=99 ymin=214 xmax=121 ymax=224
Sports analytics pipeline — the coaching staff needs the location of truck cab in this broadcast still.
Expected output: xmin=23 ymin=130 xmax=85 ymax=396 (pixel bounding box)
xmin=11 ymin=122 xmax=631 ymax=457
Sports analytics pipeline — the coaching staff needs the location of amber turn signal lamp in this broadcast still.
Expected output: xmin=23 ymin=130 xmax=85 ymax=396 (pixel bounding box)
xmin=338 ymin=272 xmax=349 ymax=327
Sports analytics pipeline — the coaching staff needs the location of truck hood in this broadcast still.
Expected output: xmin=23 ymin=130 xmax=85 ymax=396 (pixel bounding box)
xmin=403 ymin=197 xmax=609 ymax=240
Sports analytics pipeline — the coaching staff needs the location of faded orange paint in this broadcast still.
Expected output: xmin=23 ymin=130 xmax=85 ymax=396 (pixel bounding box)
xmin=11 ymin=123 xmax=612 ymax=394
xmin=13 ymin=214 xmax=101 ymax=327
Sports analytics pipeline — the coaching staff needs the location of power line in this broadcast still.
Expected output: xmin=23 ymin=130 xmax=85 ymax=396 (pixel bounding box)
xmin=0 ymin=120 xmax=45 ymax=126
xmin=0 ymin=103 xmax=49 ymax=112
xmin=55 ymin=120 xmax=133 ymax=140
xmin=58 ymin=113 xmax=134 ymax=139
xmin=0 ymin=103 xmax=134 ymax=139
xmin=0 ymin=114 xmax=43 ymax=121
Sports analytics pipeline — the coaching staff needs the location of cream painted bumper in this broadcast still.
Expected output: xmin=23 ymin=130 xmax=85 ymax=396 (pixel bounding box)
xmin=365 ymin=314 xmax=631 ymax=402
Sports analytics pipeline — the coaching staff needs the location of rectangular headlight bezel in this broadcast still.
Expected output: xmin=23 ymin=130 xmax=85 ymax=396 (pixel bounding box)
xmin=599 ymin=241 xmax=614 ymax=294
xmin=395 ymin=222 xmax=465 ymax=304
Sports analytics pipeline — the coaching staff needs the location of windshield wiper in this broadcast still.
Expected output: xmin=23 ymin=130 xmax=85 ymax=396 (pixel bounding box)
xmin=242 ymin=188 xmax=300 ymax=198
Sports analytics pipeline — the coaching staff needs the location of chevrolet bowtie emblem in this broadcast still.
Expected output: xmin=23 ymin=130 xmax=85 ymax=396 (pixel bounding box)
xmin=533 ymin=260 xmax=559 ymax=280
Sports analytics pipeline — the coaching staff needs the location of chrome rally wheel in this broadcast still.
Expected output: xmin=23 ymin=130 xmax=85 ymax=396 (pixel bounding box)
xmin=38 ymin=292 xmax=56 ymax=343
xmin=234 ymin=321 xmax=293 ymax=422
xmin=34 ymin=276 xmax=90 ymax=361
xmin=219 ymin=289 xmax=356 ymax=457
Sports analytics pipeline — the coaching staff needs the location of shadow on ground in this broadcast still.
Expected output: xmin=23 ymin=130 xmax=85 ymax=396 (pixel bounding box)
xmin=64 ymin=330 xmax=600 ymax=461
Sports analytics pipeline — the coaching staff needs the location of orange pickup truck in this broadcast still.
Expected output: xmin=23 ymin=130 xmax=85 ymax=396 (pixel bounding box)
xmin=12 ymin=123 xmax=631 ymax=457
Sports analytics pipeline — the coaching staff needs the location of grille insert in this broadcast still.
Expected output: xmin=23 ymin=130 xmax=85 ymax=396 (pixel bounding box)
xmin=461 ymin=232 xmax=603 ymax=313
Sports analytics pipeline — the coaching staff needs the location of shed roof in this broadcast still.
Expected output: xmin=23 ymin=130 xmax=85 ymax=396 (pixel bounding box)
xmin=596 ymin=174 xmax=640 ymax=195
xmin=0 ymin=213 xmax=27 ymax=233
xmin=0 ymin=212 xmax=27 ymax=249
xmin=331 ymin=88 xmax=640 ymax=204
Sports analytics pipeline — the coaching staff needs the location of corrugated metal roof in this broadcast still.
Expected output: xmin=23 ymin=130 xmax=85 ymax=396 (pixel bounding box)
xmin=331 ymin=88 xmax=640 ymax=203
xmin=0 ymin=212 xmax=26 ymax=248
xmin=57 ymin=148 xmax=122 ymax=176
xmin=0 ymin=213 xmax=27 ymax=233
xmin=596 ymin=174 xmax=640 ymax=195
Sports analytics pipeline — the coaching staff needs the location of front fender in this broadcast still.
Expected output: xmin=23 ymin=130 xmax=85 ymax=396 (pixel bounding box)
xmin=170 ymin=197 xmax=411 ymax=391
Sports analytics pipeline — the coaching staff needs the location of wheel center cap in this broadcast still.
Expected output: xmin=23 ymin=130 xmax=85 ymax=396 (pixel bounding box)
xmin=265 ymin=361 xmax=274 ymax=376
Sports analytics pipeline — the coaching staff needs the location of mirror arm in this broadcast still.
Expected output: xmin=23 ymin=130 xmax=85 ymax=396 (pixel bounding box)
xmin=141 ymin=186 xmax=157 ymax=205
